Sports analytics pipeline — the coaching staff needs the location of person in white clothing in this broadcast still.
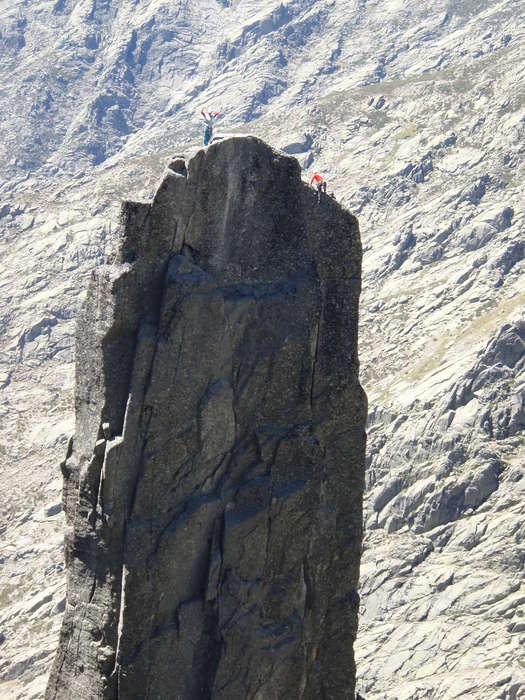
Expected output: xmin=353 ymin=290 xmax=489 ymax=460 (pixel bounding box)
xmin=201 ymin=109 xmax=220 ymax=146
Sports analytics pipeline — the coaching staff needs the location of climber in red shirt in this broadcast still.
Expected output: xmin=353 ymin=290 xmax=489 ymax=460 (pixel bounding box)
xmin=310 ymin=172 xmax=327 ymax=203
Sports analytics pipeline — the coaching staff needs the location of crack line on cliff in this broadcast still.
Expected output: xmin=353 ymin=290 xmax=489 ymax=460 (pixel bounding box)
xmin=310 ymin=313 xmax=321 ymax=412
xmin=170 ymin=219 xmax=179 ymax=255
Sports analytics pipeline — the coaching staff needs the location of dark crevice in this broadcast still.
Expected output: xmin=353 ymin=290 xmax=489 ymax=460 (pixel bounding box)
xmin=310 ymin=315 xmax=321 ymax=411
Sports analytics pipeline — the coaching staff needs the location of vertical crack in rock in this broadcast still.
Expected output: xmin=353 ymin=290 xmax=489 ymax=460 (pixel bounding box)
xmin=310 ymin=314 xmax=321 ymax=411
xmin=46 ymin=136 xmax=367 ymax=700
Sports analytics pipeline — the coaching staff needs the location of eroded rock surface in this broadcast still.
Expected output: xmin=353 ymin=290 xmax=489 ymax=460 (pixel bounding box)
xmin=45 ymin=136 xmax=367 ymax=700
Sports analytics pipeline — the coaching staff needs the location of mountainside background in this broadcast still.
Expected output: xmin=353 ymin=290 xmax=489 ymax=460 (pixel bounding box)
xmin=1 ymin=1 xmax=524 ymax=698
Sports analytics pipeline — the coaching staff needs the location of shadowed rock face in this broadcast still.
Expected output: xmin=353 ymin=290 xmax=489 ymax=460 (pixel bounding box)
xmin=45 ymin=136 xmax=367 ymax=700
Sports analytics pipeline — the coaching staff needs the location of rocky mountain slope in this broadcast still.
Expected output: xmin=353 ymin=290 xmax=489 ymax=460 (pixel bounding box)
xmin=0 ymin=0 xmax=524 ymax=698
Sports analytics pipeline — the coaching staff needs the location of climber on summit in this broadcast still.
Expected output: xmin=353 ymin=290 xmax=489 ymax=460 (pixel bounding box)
xmin=310 ymin=172 xmax=327 ymax=203
xmin=201 ymin=108 xmax=220 ymax=146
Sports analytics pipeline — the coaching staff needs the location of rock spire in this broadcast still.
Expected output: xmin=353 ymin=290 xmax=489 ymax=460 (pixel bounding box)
xmin=46 ymin=136 xmax=367 ymax=699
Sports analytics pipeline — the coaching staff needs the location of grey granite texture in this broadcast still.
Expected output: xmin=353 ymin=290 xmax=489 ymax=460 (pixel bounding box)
xmin=45 ymin=136 xmax=367 ymax=700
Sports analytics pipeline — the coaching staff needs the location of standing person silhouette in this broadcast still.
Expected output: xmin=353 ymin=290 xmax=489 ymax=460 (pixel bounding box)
xmin=310 ymin=172 xmax=327 ymax=203
xmin=201 ymin=108 xmax=220 ymax=146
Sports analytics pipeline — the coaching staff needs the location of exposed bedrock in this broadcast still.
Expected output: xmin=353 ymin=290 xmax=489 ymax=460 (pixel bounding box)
xmin=46 ymin=136 xmax=367 ymax=700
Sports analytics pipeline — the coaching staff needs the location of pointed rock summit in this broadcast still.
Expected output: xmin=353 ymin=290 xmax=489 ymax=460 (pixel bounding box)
xmin=46 ymin=136 xmax=367 ymax=699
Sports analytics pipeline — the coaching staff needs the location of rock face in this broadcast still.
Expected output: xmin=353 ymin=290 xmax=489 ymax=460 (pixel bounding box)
xmin=45 ymin=136 xmax=367 ymax=700
xmin=3 ymin=3 xmax=525 ymax=698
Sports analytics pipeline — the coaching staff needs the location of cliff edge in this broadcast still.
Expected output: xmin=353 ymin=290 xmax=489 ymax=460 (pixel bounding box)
xmin=45 ymin=136 xmax=367 ymax=699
